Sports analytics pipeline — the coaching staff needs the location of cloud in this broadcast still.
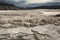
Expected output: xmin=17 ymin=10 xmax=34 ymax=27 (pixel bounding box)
xmin=0 ymin=0 xmax=60 ymax=8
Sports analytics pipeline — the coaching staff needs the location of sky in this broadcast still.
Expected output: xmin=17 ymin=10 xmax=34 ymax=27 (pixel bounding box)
xmin=0 ymin=0 xmax=60 ymax=8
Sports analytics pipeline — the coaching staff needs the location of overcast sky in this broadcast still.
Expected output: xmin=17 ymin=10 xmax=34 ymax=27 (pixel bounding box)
xmin=0 ymin=0 xmax=60 ymax=8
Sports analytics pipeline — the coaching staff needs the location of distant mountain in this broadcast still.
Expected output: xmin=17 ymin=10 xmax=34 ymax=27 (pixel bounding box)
xmin=0 ymin=0 xmax=60 ymax=9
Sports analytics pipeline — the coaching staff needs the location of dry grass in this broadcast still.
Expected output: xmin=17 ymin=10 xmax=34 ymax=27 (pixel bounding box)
xmin=0 ymin=10 xmax=60 ymax=40
xmin=0 ymin=12 xmax=60 ymax=28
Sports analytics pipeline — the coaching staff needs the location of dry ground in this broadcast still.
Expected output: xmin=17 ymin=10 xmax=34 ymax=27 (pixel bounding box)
xmin=0 ymin=9 xmax=60 ymax=40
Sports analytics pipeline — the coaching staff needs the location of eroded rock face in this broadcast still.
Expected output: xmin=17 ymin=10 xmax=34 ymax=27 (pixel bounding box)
xmin=0 ymin=12 xmax=60 ymax=40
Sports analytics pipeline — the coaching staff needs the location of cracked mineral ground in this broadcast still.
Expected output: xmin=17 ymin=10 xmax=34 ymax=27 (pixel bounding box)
xmin=0 ymin=10 xmax=60 ymax=40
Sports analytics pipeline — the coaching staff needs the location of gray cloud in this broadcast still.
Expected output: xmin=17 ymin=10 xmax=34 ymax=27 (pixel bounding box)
xmin=0 ymin=0 xmax=60 ymax=8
